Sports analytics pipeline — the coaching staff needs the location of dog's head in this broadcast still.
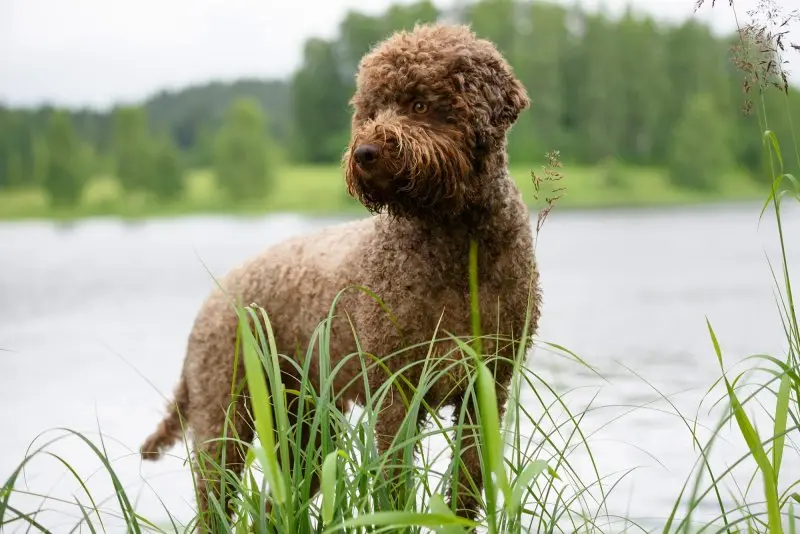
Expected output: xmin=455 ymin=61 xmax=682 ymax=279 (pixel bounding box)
xmin=343 ymin=23 xmax=529 ymax=220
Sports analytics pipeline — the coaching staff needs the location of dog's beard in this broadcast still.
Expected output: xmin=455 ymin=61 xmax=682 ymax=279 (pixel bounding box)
xmin=344 ymin=123 xmax=476 ymax=220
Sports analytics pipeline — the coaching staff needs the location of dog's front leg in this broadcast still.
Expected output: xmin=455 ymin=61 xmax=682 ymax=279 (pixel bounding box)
xmin=446 ymin=398 xmax=484 ymax=522
xmin=447 ymin=381 xmax=509 ymax=525
xmin=371 ymin=380 xmax=417 ymax=509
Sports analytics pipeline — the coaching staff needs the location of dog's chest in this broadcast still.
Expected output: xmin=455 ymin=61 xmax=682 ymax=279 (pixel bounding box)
xmin=366 ymin=243 xmax=525 ymax=324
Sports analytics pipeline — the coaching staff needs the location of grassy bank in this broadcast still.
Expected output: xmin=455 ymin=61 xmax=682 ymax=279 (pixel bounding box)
xmin=0 ymin=164 xmax=767 ymax=222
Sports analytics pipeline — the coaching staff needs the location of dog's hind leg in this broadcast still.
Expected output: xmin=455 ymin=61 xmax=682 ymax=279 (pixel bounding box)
xmin=263 ymin=389 xmax=341 ymax=518
xmin=190 ymin=396 xmax=254 ymax=533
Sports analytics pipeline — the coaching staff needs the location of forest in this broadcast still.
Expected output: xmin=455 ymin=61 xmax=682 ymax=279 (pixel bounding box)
xmin=1 ymin=0 xmax=798 ymax=216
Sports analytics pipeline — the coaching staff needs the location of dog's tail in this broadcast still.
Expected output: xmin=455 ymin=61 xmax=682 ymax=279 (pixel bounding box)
xmin=140 ymin=377 xmax=189 ymax=461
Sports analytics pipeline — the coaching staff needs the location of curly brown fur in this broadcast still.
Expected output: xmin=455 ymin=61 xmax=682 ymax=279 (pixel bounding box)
xmin=140 ymin=22 xmax=541 ymax=530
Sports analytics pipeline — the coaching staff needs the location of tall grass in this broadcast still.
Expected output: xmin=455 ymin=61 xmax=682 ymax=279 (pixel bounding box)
xmin=2 ymin=2 xmax=800 ymax=533
xmin=660 ymin=2 xmax=800 ymax=532
xmin=0 ymin=258 xmax=612 ymax=533
xmin=153 ymin=257 xmax=611 ymax=533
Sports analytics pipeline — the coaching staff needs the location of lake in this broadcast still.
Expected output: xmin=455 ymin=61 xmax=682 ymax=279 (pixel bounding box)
xmin=2 ymin=202 xmax=799 ymax=532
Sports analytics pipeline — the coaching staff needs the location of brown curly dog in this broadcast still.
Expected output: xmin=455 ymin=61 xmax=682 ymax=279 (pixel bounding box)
xmin=140 ymin=22 xmax=541 ymax=529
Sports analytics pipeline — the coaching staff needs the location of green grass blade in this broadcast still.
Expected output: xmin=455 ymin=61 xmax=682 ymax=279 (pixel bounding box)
xmin=773 ymin=370 xmax=791 ymax=479
xmin=476 ymin=362 xmax=510 ymax=507
xmin=41 ymin=451 xmax=105 ymax=532
xmin=322 ymin=450 xmax=350 ymax=526
xmin=71 ymin=498 xmax=98 ymax=534
xmin=334 ymin=511 xmax=479 ymax=531
xmin=509 ymin=459 xmax=550 ymax=517
xmin=237 ymin=307 xmax=286 ymax=505
xmin=428 ymin=494 xmax=468 ymax=534
xmin=321 ymin=450 xmax=338 ymax=525
xmin=706 ymin=318 xmax=782 ymax=534
xmin=2 ymin=504 xmax=49 ymax=533
xmin=764 ymin=130 xmax=785 ymax=172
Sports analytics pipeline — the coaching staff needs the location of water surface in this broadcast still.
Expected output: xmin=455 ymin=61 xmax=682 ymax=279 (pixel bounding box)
xmin=1 ymin=203 xmax=798 ymax=531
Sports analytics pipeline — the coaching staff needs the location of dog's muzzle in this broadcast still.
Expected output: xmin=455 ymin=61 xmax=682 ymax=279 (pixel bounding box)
xmin=351 ymin=142 xmax=395 ymax=192
xmin=353 ymin=144 xmax=380 ymax=170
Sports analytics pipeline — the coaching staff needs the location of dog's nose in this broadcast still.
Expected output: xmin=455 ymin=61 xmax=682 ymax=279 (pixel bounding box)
xmin=353 ymin=144 xmax=379 ymax=168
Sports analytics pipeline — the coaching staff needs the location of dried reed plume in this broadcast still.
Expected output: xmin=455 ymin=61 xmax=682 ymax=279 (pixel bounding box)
xmin=531 ymin=149 xmax=566 ymax=235
xmin=697 ymin=0 xmax=799 ymax=114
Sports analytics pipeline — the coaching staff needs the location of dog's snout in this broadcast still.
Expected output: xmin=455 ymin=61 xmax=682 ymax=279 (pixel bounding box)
xmin=353 ymin=144 xmax=380 ymax=168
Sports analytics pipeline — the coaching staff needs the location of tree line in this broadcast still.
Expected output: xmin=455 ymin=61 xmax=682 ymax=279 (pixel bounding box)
xmin=1 ymin=0 xmax=798 ymax=207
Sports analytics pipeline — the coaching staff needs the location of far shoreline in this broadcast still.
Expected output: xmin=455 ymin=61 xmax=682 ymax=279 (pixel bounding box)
xmin=0 ymin=163 xmax=776 ymax=225
xmin=0 ymin=197 xmax=774 ymax=228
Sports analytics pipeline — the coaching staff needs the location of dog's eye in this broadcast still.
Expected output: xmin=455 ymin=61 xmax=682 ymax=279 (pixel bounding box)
xmin=412 ymin=101 xmax=428 ymax=114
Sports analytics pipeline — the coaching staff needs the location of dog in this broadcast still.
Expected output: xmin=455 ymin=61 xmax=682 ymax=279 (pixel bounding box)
xmin=140 ymin=22 xmax=541 ymax=529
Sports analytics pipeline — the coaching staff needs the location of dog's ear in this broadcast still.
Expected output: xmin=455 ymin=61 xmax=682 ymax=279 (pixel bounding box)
xmin=468 ymin=52 xmax=529 ymax=133
xmin=494 ymin=73 xmax=529 ymax=129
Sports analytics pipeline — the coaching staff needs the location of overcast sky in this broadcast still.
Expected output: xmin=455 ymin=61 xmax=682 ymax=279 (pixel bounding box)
xmin=1 ymin=0 xmax=798 ymax=110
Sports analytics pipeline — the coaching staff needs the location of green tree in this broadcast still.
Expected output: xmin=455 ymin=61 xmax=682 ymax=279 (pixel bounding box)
xmin=113 ymin=105 xmax=153 ymax=194
xmin=570 ymin=11 xmax=627 ymax=163
xmin=337 ymin=11 xmax=388 ymax=75
xmin=0 ymin=109 xmax=37 ymax=189
xmin=151 ymin=133 xmax=185 ymax=202
xmin=383 ymin=0 xmax=438 ymax=31
xmin=192 ymin=124 xmax=216 ymax=167
xmin=466 ymin=0 xmax=516 ymax=59
xmin=290 ymin=38 xmax=352 ymax=162
xmin=5 ymin=152 xmax=24 ymax=188
xmin=503 ymin=2 xmax=569 ymax=161
xmin=617 ymin=11 xmax=670 ymax=165
xmin=43 ymin=110 xmax=85 ymax=206
xmin=214 ymin=98 xmax=274 ymax=201
xmin=31 ymin=135 xmax=49 ymax=186
xmin=668 ymin=92 xmax=732 ymax=191
xmin=660 ymin=20 xmax=735 ymax=164
xmin=0 ymin=109 xmax=10 ymax=189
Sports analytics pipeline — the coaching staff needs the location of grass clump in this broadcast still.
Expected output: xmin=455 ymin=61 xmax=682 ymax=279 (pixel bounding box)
xmin=168 ymin=238 xmax=609 ymax=533
xmin=660 ymin=2 xmax=800 ymax=532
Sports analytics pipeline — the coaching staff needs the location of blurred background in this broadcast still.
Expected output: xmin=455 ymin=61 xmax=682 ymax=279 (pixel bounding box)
xmin=1 ymin=0 xmax=799 ymax=216
xmin=2 ymin=0 xmax=800 ymax=531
